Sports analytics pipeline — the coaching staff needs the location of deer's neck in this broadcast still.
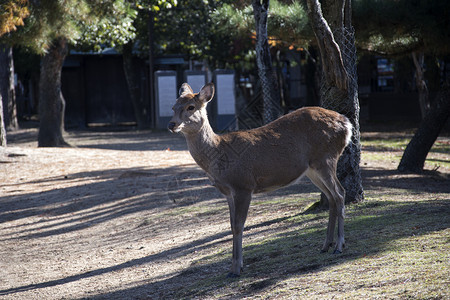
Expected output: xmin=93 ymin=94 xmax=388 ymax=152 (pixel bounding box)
xmin=184 ymin=121 xmax=219 ymax=172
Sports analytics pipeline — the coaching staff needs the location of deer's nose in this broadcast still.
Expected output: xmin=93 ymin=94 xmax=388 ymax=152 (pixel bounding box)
xmin=168 ymin=122 xmax=176 ymax=132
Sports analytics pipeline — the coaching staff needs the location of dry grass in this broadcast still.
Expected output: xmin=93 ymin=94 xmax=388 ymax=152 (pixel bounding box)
xmin=0 ymin=127 xmax=449 ymax=299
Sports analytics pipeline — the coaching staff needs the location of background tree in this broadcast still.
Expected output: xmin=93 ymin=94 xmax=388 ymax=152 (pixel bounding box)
xmin=144 ymin=0 xmax=235 ymax=68
xmin=252 ymin=0 xmax=281 ymax=123
xmin=8 ymin=0 xmax=91 ymax=146
xmin=37 ymin=37 xmax=69 ymax=146
xmin=353 ymin=0 xmax=450 ymax=173
xmin=306 ymin=0 xmax=364 ymax=204
xmin=0 ymin=45 xmax=18 ymax=130
xmin=5 ymin=0 xmax=138 ymax=146
xmin=398 ymin=77 xmax=450 ymax=173
xmin=0 ymin=99 xmax=5 ymax=146
xmin=0 ymin=0 xmax=29 ymax=144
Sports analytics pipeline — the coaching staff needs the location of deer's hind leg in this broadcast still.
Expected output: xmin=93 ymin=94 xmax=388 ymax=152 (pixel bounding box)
xmin=306 ymin=164 xmax=346 ymax=254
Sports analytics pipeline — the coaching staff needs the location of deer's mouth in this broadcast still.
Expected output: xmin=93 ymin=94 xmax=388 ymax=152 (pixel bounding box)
xmin=168 ymin=122 xmax=183 ymax=133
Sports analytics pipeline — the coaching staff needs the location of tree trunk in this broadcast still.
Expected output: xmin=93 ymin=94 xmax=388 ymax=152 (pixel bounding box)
xmin=252 ymin=0 xmax=281 ymax=124
xmin=123 ymin=42 xmax=151 ymax=129
xmin=38 ymin=37 xmax=69 ymax=147
xmin=0 ymin=45 xmax=19 ymax=130
xmin=398 ymin=77 xmax=450 ymax=173
xmin=412 ymin=52 xmax=430 ymax=118
xmin=305 ymin=47 xmax=321 ymax=106
xmin=148 ymin=9 xmax=156 ymax=128
xmin=307 ymin=0 xmax=364 ymax=205
xmin=0 ymin=93 xmax=6 ymax=146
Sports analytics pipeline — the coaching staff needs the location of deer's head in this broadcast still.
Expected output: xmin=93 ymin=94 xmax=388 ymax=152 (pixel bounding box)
xmin=168 ymin=82 xmax=214 ymax=134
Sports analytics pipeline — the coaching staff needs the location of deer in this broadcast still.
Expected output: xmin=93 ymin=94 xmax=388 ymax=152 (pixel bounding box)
xmin=168 ymin=82 xmax=352 ymax=277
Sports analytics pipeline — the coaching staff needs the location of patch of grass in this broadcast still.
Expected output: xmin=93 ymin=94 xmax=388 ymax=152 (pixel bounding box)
xmin=361 ymin=137 xmax=411 ymax=151
xmin=361 ymin=136 xmax=450 ymax=170
xmin=172 ymin=196 xmax=449 ymax=299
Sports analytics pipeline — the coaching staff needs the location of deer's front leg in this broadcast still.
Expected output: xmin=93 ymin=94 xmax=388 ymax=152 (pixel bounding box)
xmin=226 ymin=189 xmax=252 ymax=277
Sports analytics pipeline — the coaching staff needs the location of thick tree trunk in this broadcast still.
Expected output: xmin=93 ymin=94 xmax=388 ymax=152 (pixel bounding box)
xmin=412 ymin=52 xmax=430 ymax=118
xmin=252 ymin=0 xmax=281 ymax=124
xmin=0 ymin=94 xmax=6 ymax=146
xmin=307 ymin=0 xmax=364 ymax=205
xmin=0 ymin=45 xmax=19 ymax=130
xmin=398 ymin=77 xmax=450 ymax=173
xmin=38 ymin=37 xmax=69 ymax=147
xmin=122 ymin=42 xmax=150 ymax=129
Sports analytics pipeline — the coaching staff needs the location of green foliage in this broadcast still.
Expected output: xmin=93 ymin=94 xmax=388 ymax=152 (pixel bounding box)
xmin=3 ymin=0 xmax=149 ymax=54
xmin=212 ymin=3 xmax=253 ymax=40
xmin=3 ymin=0 xmax=89 ymax=53
xmin=353 ymin=0 xmax=450 ymax=56
xmin=150 ymin=0 xmax=235 ymax=63
xmin=213 ymin=0 xmax=311 ymax=48
xmin=77 ymin=1 xmax=138 ymax=51
xmin=208 ymin=0 xmax=312 ymax=69
xmin=266 ymin=0 xmax=311 ymax=47
xmin=30 ymin=1 xmax=91 ymax=52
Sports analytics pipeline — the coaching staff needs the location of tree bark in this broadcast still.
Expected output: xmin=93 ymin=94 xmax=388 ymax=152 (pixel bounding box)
xmin=252 ymin=0 xmax=281 ymax=124
xmin=122 ymin=42 xmax=151 ymax=129
xmin=307 ymin=0 xmax=364 ymax=205
xmin=398 ymin=77 xmax=450 ymax=173
xmin=148 ymin=9 xmax=156 ymax=128
xmin=38 ymin=37 xmax=69 ymax=147
xmin=412 ymin=52 xmax=430 ymax=118
xmin=0 ymin=45 xmax=19 ymax=130
xmin=306 ymin=0 xmax=348 ymax=92
xmin=0 ymin=93 xmax=6 ymax=146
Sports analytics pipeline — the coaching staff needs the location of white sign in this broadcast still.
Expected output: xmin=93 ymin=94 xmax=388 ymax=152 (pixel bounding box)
xmin=157 ymin=76 xmax=176 ymax=117
xmin=216 ymin=74 xmax=235 ymax=115
xmin=187 ymin=75 xmax=206 ymax=94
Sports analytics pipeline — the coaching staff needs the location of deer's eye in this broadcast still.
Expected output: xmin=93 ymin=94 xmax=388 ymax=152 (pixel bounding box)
xmin=187 ymin=105 xmax=195 ymax=111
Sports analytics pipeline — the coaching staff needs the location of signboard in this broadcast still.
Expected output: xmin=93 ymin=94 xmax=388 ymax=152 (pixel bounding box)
xmin=216 ymin=73 xmax=236 ymax=115
xmin=155 ymin=71 xmax=177 ymax=129
xmin=213 ymin=70 xmax=236 ymax=131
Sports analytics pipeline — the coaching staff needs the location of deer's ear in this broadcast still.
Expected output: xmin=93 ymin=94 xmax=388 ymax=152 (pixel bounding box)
xmin=198 ymin=82 xmax=215 ymax=103
xmin=179 ymin=83 xmax=193 ymax=96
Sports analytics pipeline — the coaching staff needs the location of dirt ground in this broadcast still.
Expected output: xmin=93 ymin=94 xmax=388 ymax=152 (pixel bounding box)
xmin=0 ymin=127 xmax=449 ymax=299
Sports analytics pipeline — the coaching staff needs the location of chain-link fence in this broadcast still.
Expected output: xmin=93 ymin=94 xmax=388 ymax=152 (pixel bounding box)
xmin=320 ymin=26 xmax=364 ymax=203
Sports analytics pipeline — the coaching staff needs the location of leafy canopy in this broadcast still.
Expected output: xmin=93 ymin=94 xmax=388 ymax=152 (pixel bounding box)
xmin=0 ymin=0 xmax=29 ymax=36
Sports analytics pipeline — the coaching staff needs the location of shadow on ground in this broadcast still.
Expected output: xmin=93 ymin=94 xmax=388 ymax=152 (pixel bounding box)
xmin=1 ymin=167 xmax=448 ymax=298
xmin=2 ymin=197 xmax=446 ymax=298
xmin=0 ymin=164 xmax=217 ymax=240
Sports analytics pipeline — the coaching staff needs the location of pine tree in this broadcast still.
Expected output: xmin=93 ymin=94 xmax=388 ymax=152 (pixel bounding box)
xmin=306 ymin=0 xmax=364 ymax=204
xmin=4 ymin=0 xmax=138 ymax=146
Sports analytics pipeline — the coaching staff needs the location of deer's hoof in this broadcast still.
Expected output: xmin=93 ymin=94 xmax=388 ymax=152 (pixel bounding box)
xmin=227 ymin=272 xmax=240 ymax=278
xmin=333 ymin=249 xmax=342 ymax=254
